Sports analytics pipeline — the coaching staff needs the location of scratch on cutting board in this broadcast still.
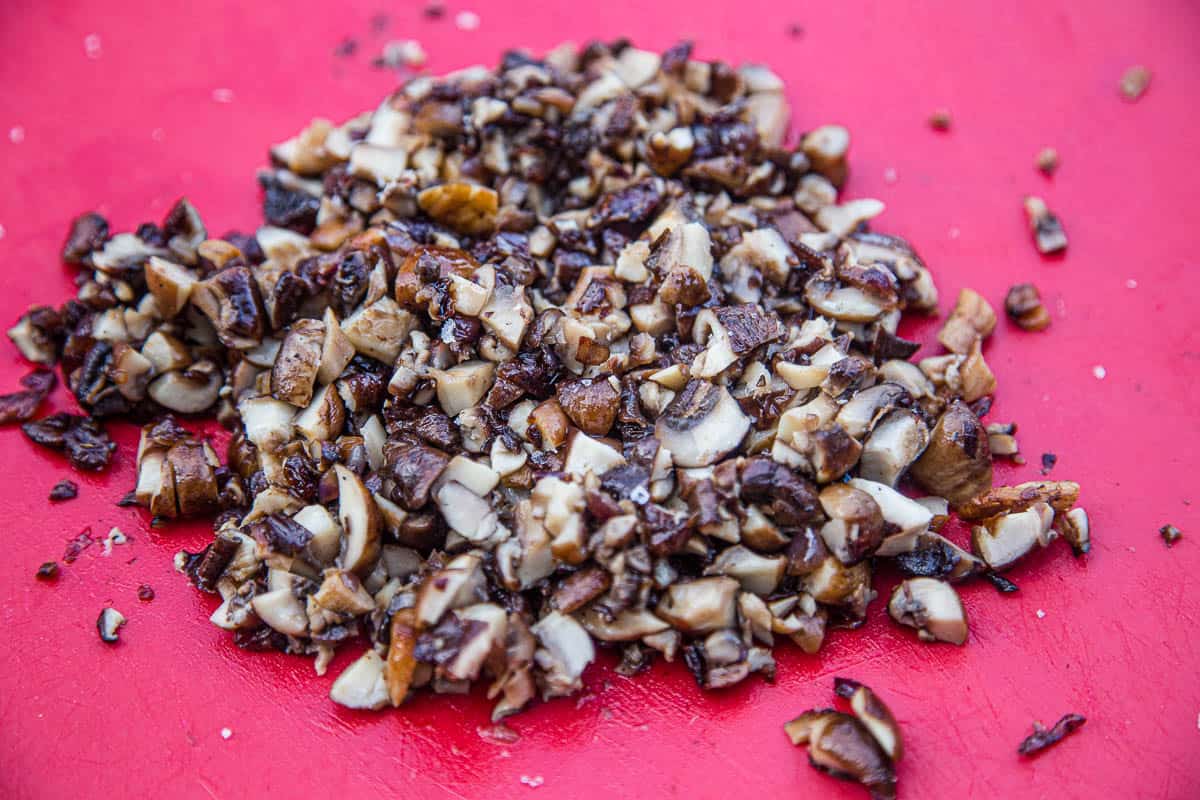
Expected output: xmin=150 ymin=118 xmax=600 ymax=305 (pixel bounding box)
xmin=197 ymin=778 xmax=220 ymax=799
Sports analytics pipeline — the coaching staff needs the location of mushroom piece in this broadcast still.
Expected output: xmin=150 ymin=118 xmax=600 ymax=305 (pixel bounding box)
xmin=847 ymin=478 xmax=934 ymax=537
xmin=1023 ymin=196 xmax=1068 ymax=255
xmin=334 ymin=464 xmax=382 ymax=576
xmin=97 ymin=607 xmax=127 ymax=643
xmin=239 ymin=395 xmax=296 ymax=453
xmin=704 ymin=546 xmax=787 ymax=595
xmin=384 ymin=607 xmax=418 ymax=706
xmin=834 ymin=678 xmax=904 ymax=762
xmin=293 ymin=383 xmax=346 ymax=442
xmin=859 ymin=409 xmax=929 ymax=486
xmin=818 ymin=484 xmax=885 ymax=565
xmin=888 ymin=577 xmax=968 ymax=645
xmin=144 ymin=256 xmax=197 ymax=319
xmin=271 ymin=319 xmax=324 ymax=407
xmin=889 ymin=531 xmax=986 ymax=583
xmin=341 ymin=297 xmax=416 ymax=364
xmin=562 ymin=431 xmax=625 ymax=479
xmin=909 ymin=400 xmax=993 ymax=507
xmin=556 ymin=376 xmax=620 ymax=436
xmin=801 ymin=124 xmax=850 ymax=187
xmin=691 ymin=305 xmax=785 ymax=378
xmin=311 ymin=569 xmax=375 ymax=616
xmin=937 ymin=288 xmax=997 ymax=354
xmin=1005 ymin=283 xmax=1052 ymax=332
xmin=167 ymin=440 xmax=219 ymax=516
xmin=1056 ymin=507 xmax=1091 ymax=556
xmin=654 ymin=380 xmax=750 ymax=468
xmin=971 ymin=502 xmax=1054 ymax=571
xmin=190 ymin=265 xmax=266 ymax=349
xmin=835 ymin=383 xmax=910 ymax=440
xmin=445 ymin=603 xmax=508 ymax=682
xmin=430 ymin=361 xmax=495 ymax=417
xmin=805 ymin=276 xmax=891 ymax=322
xmin=655 ymin=576 xmax=740 ymax=634
xmin=147 ymin=361 xmax=222 ymax=414
xmin=783 ymin=710 xmax=896 ymax=800
xmin=415 ymin=553 xmax=485 ymax=626
xmin=329 ymin=649 xmax=390 ymax=710
xmin=251 ymin=588 xmax=308 ymax=636
xmin=479 ymin=282 xmax=533 ymax=351
xmin=579 ymin=608 xmax=670 ymax=642
xmin=531 ymin=611 xmax=595 ymax=699
xmin=293 ymin=504 xmax=342 ymax=565
xmin=317 ymin=308 xmax=356 ymax=385
xmin=653 ymin=222 xmax=715 ymax=307
xmin=957 ymin=480 xmax=1080 ymax=521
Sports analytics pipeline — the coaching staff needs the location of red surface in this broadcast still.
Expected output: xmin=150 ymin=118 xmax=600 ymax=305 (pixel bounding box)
xmin=2 ymin=1 xmax=1199 ymax=798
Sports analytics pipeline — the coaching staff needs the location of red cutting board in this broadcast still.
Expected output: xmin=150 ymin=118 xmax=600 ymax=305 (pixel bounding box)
xmin=2 ymin=1 xmax=1198 ymax=798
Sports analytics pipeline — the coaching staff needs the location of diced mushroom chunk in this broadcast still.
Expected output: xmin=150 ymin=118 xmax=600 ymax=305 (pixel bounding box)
xmin=655 ymin=380 xmax=750 ymax=468
xmin=888 ymin=577 xmax=968 ymax=645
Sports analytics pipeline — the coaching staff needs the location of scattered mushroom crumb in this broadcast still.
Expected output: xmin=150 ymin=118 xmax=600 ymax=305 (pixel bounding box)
xmin=786 ymin=23 xmax=805 ymax=38
xmin=36 ymin=561 xmax=59 ymax=580
xmin=212 ymin=88 xmax=235 ymax=104
xmin=984 ymin=572 xmax=1019 ymax=593
xmin=1119 ymin=65 xmax=1151 ymax=101
xmin=49 ymin=479 xmax=78 ymax=502
xmin=1017 ymin=713 xmax=1086 ymax=756
xmin=137 ymin=584 xmax=156 ymax=601
xmin=1125 ymin=279 xmax=1138 ymax=289
xmin=423 ymin=2 xmax=446 ymax=18
xmin=101 ymin=527 xmax=128 ymax=556
xmin=220 ymin=727 xmax=232 ymax=740
xmin=333 ymin=37 xmax=358 ymax=58
xmin=1160 ymin=524 xmax=1182 ymax=546
xmin=63 ymin=528 xmax=94 ymax=563
xmin=1023 ymin=196 xmax=1068 ymax=254
xmin=883 ymin=167 xmax=897 ymax=183
xmin=376 ymin=40 xmax=427 ymax=70
xmin=455 ymin=10 xmax=480 ymax=30
xmin=1005 ymin=283 xmax=1051 ymax=331
xmin=1036 ymin=609 xmax=1046 ymax=619
xmin=1035 ymin=147 xmax=1059 ymax=176
xmin=9 ymin=126 xmax=24 ymax=144
xmin=369 ymin=12 xmax=389 ymax=31
xmin=928 ymin=109 xmax=952 ymax=131
xmin=519 ymin=775 xmax=544 ymax=789
xmin=1092 ymin=365 xmax=1106 ymax=380
xmin=1041 ymin=453 xmax=1057 ymax=475
xmin=97 ymin=607 xmax=126 ymax=643
xmin=83 ymin=33 xmax=102 ymax=60
xmin=477 ymin=723 xmax=520 ymax=743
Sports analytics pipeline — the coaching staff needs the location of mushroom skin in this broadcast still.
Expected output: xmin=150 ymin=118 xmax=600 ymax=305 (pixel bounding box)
xmin=909 ymin=400 xmax=992 ymax=507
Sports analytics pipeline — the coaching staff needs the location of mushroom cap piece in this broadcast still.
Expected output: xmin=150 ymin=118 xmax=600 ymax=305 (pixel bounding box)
xmin=334 ymin=463 xmax=382 ymax=576
xmin=654 ymin=380 xmax=751 ymax=468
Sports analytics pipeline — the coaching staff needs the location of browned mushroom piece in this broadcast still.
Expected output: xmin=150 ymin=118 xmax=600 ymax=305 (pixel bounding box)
xmin=957 ymin=480 xmax=1080 ymax=521
xmin=556 ymin=376 xmax=620 ymax=437
xmin=1018 ymin=713 xmax=1087 ymax=756
xmin=271 ymin=319 xmax=325 ymax=407
xmin=833 ymin=678 xmax=904 ymax=762
xmin=937 ymin=288 xmax=997 ymax=354
xmin=190 ymin=265 xmax=266 ymax=349
xmin=972 ymin=502 xmax=1054 ymax=571
xmin=1005 ymin=283 xmax=1052 ymax=331
xmin=909 ymin=400 xmax=993 ymax=507
xmin=818 ymin=484 xmax=885 ymax=565
xmin=334 ymin=464 xmax=382 ymax=576
xmin=1023 ymin=196 xmax=1068 ymax=255
xmin=783 ymin=709 xmax=897 ymax=800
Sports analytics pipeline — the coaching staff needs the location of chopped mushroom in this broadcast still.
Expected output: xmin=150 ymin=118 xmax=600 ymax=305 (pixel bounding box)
xmin=1023 ymin=196 xmax=1068 ymax=255
xmin=1018 ymin=713 xmax=1086 ymax=756
xmin=888 ymin=578 xmax=968 ymax=645
xmin=97 ymin=607 xmax=126 ymax=643
xmin=1160 ymin=524 xmax=1182 ymax=547
xmin=7 ymin=41 xmax=1095 ymax=720
xmin=783 ymin=709 xmax=897 ymax=800
xmin=1119 ymin=66 xmax=1151 ymax=101
xmin=834 ymin=678 xmax=904 ymax=762
xmin=1005 ymin=283 xmax=1051 ymax=331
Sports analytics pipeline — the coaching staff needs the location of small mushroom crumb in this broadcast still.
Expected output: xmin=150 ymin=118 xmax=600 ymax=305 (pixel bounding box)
xmin=36 ymin=561 xmax=59 ymax=580
xmin=519 ymin=775 xmax=544 ymax=789
xmin=1017 ymin=713 xmax=1086 ymax=756
xmin=1119 ymin=66 xmax=1151 ymax=101
xmin=984 ymin=572 xmax=1019 ymax=593
xmin=1092 ymin=365 xmax=1106 ymax=380
xmin=1035 ymin=609 xmax=1046 ymax=619
xmin=1005 ymin=284 xmax=1051 ymax=331
xmin=137 ymin=584 xmax=156 ymax=601
xmin=928 ymin=109 xmax=952 ymax=131
xmin=1041 ymin=453 xmax=1057 ymax=475
xmin=212 ymin=88 xmax=234 ymax=104
xmin=84 ymin=33 xmax=102 ymax=60
xmin=1035 ymin=147 xmax=1059 ymax=176
xmin=1023 ymin=196 xmax=1068 ymax=255
xmin=423 ymin=2 xmax=445 ymax=19
xmin=455 ymin=10 xmax=480 ymax=30
xmin=1160 ymin=524 xmax=1182 ymax=547
xmin=49 ymin=479 xmax=79 ymax=502
xmin=376 ymin=40 xmax=427 ymax=70
xmin=333 ymin=38 xmax=358 ymax=58
xmin=220 ymin=727 xmax=232 ymax=740
xmin=97 ymin=607 xmax=126 ymax=643
xmin=63 ymin=528 xmax=94 ymax=563
xmin=786 ymin=23 xmax=805 ymax=38
xmin=101 ymin=527 xmax=128 ymax=556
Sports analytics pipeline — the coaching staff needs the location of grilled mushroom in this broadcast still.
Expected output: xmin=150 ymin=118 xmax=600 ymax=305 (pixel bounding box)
xmin=834 ymin=678 xmax=904 ymax=762
xmin=909 ymin=401 xmax=992 ymax=506
xmin=271 ymin=319 xmax=324 ymax=406
xmin=783 ymin=709 xmax=896 ymax=800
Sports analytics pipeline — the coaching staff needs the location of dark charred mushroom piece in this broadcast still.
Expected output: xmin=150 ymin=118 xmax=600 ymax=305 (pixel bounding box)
xmin=49 ymin=479 xmax=78 ymax=502
xmin=909 ymin=400 xmax=992 ymax=507
xmin=97 ymin=607 xmax=126 ymax=643
xmin=1017 ymin=713 xmax=1086 ymax=756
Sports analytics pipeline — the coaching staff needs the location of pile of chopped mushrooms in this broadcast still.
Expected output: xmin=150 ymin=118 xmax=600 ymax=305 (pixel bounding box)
xmin=7 ymin=40 xmax=1091 ymax=720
